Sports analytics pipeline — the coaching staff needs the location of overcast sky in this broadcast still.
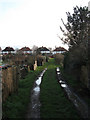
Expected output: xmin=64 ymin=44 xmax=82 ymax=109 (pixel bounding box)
xmin=0 ymin=0 xmax=89 ymax=50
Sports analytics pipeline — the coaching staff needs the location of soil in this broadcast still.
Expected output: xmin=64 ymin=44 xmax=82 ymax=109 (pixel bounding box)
xmin=25 ymin=69 xmax=47 ymax=119
xmin=56 ymin=67 xmax=89 ymax=119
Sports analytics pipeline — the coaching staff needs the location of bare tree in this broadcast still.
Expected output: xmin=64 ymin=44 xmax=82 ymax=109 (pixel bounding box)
xmin=32 ymin=45 xmax=38 ymax=54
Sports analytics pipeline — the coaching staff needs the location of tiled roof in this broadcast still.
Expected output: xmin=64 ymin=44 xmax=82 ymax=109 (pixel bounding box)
xmin=53 ymin=47 xmax=67 ymax=51
xmin=2 ymin=47 xmax=15 ymax=51
xmin=38 ymin=46 xmax=50 ymax=51
xmin=19 ymin=47 xmax=32 ymax=51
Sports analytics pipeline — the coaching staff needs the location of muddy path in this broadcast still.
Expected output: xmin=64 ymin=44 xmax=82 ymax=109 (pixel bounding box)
xmin=56 ymin=67 xmax=89 ymax=119
xmin=25 ymin=66 xmax=89 ymax=119
xmin=26 ymin=68 xmax=47 ymax=119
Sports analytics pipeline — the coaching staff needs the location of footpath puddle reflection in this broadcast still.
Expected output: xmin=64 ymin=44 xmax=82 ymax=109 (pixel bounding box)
xmin=36 ymin=77 xmax=42 ymax=86
xmin=57 ymin=72 xmax=60 ymax=75
xmin=26 ymin=68 xmax=47 ymax=119
xmin=57 ymin=67 xmax=60 ymax=72
xmin=59 ymin=80 xmax=65 ymax=84
xmin=34 ymin=86 xmax=40 ymax=93
xmin=56 ymin=67 xmax=88 ymax=119
xmin=61 ymin=84 xmax=67 ymax=88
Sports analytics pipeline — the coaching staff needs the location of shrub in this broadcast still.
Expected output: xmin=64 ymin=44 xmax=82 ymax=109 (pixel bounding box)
xmin=36 ymin=55 xmax=46 ymax=66
xmin=54 ymin=53 xmax=64 ymax=65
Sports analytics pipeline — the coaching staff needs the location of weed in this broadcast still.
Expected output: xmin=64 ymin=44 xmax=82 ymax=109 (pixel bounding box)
xmin=40 ymin=59 xmax=81 ymax=119
xmin=2 ymin=65 xmax=44 ymax=119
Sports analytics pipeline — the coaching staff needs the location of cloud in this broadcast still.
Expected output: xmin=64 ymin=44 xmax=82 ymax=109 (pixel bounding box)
xmin=0 ymin=0 xmax=88 ymax=49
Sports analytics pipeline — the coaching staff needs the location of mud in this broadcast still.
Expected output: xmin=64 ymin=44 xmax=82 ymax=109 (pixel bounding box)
xmin=56 ymin=67 xmax=89 ymax=119
xmin=26 ymin=68 xmax=47 ymax=119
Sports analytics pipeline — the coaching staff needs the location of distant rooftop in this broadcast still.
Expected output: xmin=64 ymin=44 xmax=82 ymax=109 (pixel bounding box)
xmin=0 ymin=47 xmax=1 ymax=51
xmin=38 ymin=46 xmax=50 ymax=51
xmin=2 ymin=47 xmax=15 ymax=51
xmin=19 ymin=47 xmax=32 ymax=51
xmin=53 ymin=47 xmax=67 ymax=51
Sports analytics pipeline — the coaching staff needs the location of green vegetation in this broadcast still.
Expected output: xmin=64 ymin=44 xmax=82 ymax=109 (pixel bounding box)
xmin=54 ymin=53 xmax=64 ymax=66
xmin=59 ymin=6 xmax=89 ymax=108
xmin=3 ymin=58 xmax=81 ymax=119
xmin=2 ymin=65 xmax=45 ymax=119
xmin=60 ymin=6 xmax=89 ymax=90
xmin=60 ymin=66 xmax=81 ymax=88
xmin=60 ymin=66 xmax=90 ymax=107
xmin=40 ymin=59 xmax=81 ymax=119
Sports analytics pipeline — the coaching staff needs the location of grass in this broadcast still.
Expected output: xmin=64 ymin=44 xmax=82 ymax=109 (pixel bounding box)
xmin=40 ymin=59 xmax=81 ymax=119
xmin=60 ymin=67 xmax=90 ymax=107
xmin=2 ymin=58 xmax=82 ymax=119
xmin=60 ymin=67 xmax=81 ymax=88
xmin=2 ymin=64 xmax=45 ymax=119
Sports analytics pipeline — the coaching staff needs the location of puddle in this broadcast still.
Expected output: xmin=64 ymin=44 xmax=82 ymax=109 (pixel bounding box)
xmin=56 ymin=67 xmax=89 ymax=119
xmin=56 ymin=68 xmax=61 ymax=74
xmin=36 ymin=77 xmax=42 ymax=85
xmin=57 ymin=72 xmax=60 ymax=75
xmin=59 ymin=80 xmax=65 ymax=84
xmin=34 ymin=86 xmax=40 ymax=93
xmin=61 ymin=84 xmax=67 ymax=88
xmin=26 ymin=68 xmax=47 ymax=119
xmin=57 ymin=67 xmax=60 ymax=72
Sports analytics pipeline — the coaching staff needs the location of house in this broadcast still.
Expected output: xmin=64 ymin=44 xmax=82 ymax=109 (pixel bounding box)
xmin=37 ymin=46 xmax=50 ymax=54
xmin=2 ymin=47 xmax=15 ymax=54
xmin=0 ymin=47 xmax=1 ymax=53
xmin=18 ymin=47 xmax=32 ymax=54
xmin=53 ymin=47 xmax=67 ymax=54
xmin=0 ymin=47 xmax=2 ymax=55
xmin=0 ymin=47 xmax=2 ymax=64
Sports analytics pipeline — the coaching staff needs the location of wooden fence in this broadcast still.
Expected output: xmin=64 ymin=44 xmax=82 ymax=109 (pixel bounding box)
xmin=2 ymin=60 xmax=38 ymax=101
xmin=2 ymin=66 xmax=20 ymax=101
